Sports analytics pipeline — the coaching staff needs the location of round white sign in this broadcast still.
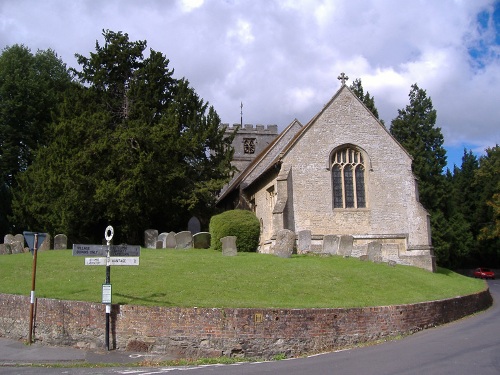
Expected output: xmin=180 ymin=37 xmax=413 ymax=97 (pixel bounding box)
xmin=105 ymin=226 xmax=114 ymax=241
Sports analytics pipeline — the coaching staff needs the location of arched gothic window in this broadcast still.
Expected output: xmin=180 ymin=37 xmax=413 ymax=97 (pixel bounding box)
xmin=331 ymin=147 xmax=366 ymax=209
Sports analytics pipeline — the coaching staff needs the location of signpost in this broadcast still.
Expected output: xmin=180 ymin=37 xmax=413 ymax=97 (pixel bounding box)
xmin=72 ymin=226 xmax=140 ymax=351
xmin=23 ymin=231 xmax=48 ymax=344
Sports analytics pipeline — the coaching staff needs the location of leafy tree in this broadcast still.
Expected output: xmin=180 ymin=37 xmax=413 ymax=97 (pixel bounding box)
xmin=0 ymin=45 xmax=71 ymax=236
xmin=349 ymin=78 xmax=382 ymax=122
xmin=13 ymin=30 xmax=234 ymax=244
xmin=390 ymin=84 xmax=449 ymax=265
xmin=475 ymin=145 xmax=500 ymax=263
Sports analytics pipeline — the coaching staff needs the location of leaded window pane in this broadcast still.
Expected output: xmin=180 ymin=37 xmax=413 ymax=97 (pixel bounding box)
xmin=356 ymin=165 xmax=366 ymax=208
xmin=344 ymin=165 xmax=354 ymax=208
xmin=333 ymin=165 xmax=343 ymax=208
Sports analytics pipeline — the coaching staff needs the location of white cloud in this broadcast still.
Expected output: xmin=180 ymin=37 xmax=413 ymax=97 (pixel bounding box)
xmin=0 ymin=0 xmax=498 ymax=159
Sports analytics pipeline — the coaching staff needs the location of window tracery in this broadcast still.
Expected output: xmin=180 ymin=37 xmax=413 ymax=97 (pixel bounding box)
xmin=331 ymin=147 xmax=366 ymax=209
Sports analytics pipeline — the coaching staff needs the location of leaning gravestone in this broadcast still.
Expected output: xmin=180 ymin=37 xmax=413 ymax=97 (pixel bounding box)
xmin=367 ymin=241 xmax=383 ymax=263
xmin=144 ymin=229 xmax=158 ymax=249
xmin=272 ymin=229 xmax=295 ymax=258
xmin=323 ymin=235 xmax=340 ymax=255
xmin=193 ymin=232 xmax=211 ymax=249
xmin=221 ymin=236 xmax=237 ymax=256
xmin=175 ymin=231 xmax=193 ymax=249
xmin=338 ymin=235 xmax=353 ymax=257
xmin=297 ymin=230 xmax=311 ymax=254
xmin=39 ymin=234 xmax=51 ymax=251
xmin=158 ymin=232 xmax=168 ymax=248
xmin=165 ymin=232 xmax=177 ymax=248
xmin=54 ymin=234 xmax=68 ymax=250
xmin=187 ymin=216 xmax=201 ymax=235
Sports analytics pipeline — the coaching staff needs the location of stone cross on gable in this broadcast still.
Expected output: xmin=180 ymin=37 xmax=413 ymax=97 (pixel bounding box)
xmin=337 ymin=72 xmax=349 ymax=85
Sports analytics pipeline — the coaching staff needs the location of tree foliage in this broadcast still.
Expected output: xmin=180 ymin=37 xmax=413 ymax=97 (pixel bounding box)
xmin=12 ymin=30 xmax=234 ymax=244
xmin=0 ymin=45 xmax=71 ymax=236
xmin=349 ymin=78 xmax=382 ymax=122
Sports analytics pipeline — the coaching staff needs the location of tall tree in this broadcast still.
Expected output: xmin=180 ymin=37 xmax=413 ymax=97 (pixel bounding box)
xmin=0 ymin=45 xmax=71 ymax=236
xmin=390 ymin=84 xmax=447 ymax=213
xmin=475 ymin=145 xmax=500 ymax=263
xmin=390 ymin=84 xmax=449 ymax=265
xmin=349 ymin=78 xmax=382 ymax=122
xmin=13 ymin=30 xmax=234 ymax=244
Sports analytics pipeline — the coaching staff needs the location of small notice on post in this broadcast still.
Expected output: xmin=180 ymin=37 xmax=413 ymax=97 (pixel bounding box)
xmin=102 ymin=284 xmax=112 ymax=304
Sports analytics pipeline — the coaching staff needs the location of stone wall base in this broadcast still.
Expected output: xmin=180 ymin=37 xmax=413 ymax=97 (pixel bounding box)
xmin=0 ymin=289 xmax=492 ymax=359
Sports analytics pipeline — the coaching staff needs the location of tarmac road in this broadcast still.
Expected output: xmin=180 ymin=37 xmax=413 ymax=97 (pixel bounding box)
xmin=1 ymin=279 xmax=499 ymax=374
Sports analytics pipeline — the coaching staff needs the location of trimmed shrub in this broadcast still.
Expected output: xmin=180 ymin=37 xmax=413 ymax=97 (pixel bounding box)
xmin=209 ymin=209 xmax=260 ymax=252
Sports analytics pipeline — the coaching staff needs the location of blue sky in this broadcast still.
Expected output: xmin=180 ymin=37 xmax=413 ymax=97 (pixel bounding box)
xmin=1 ymin=0 xmax=499 ymax=170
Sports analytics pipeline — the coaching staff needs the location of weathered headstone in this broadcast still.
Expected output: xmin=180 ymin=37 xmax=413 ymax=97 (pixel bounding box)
xmin=39 ymin=234 xmax=51 ymax=251
xmin=4 ymin=234 xmax=14 ymax=244
xmin=187 ymin=216 xmax=201 ymax=235
xmin=144 ymin=229 xmax=158 ymax=249
xmin=193 ymin=232 xmax=211 ymax=249
xmin=323 ymin=235 xmax=340 ymax=255
xmin=54 ymin=234 xmax=68 ymax=250
xmin=155 ymin=240 xmax=163 ymax=249
xmin=221 ymin=236 xmax=237 ymax=256
xmin=0 ymin=244 xmax=7 ymax=255
xmin=165 ymin=231 xmax=176 ymax=248
xmin=175 ymin=231 xmax=192 ymax=249
xmin=2 ymin=243 xmax=12 ymax=254
xmin=338 ymin=235 xmax=353 ymax=257
xmin=14 ymin=234 xmax=24 ymax=244
xmin=367 ymin=241 xmax=383 ymax=263
xmin=158 ymin=232 xmax=168 ymax=248
xmin=10 ymin=241 xmax=24 ymax=254
xmin=297 ymin=230 xmax=311 ymax=254
xmin=272 ymin=229 xmax=295 ymax=258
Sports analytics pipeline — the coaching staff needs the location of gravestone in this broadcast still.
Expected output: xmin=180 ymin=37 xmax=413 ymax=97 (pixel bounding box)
xmin=10 ymin=241 xmax=24 ymax=254
xmin=4 ymin=234 xmax=14 ymax=244
xmin=187 ymin=216 xmax=201 ymax=235
xmin=175 ymin=231 xmax=192 ymax=249
xmin=39 ymin=234 xmax=51 ymax=251
xmin=272 ymin=229 xmax=295 ymax=258
xmin=144 ymin=229 xmax=158 ymax=249
xmin=165 ymin=232 xmax=176 ymax=248
xmin=54 ymin=234 xmax=68 ymax=250
xmin=155 ymin=240 xmax=163 ymax=249
xmin=297 ymin=230 xmax=311 ymax=254
xmin=221 ymin=236 xmax=237 ymax=256
xmin=367 ymin=241 xmax=383 ymax=263
xmin=0 ymin=244 xmax=7 ymax=255
xmin=338 ymin=235 xmax=353 ymax=257
xmin=193 ymin=232 xmax=211 ymax=249
xmin=158 ymin=232 xmax=168 ymax=248
xmin=323 ymin=235 xmax=340 ymax=255
xmin=2 ymin=243 xmax=12 ymax=254
xmin=14 ymin=234 xmax=24 ymax=244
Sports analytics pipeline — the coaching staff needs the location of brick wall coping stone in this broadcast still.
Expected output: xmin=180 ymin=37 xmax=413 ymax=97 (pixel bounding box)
xmin=0 ymin=288 xmax=492 ymax=359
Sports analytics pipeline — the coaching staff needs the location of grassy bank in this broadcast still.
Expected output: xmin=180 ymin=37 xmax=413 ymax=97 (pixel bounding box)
xmin=0 ymin=249 xmax=485 ymax=308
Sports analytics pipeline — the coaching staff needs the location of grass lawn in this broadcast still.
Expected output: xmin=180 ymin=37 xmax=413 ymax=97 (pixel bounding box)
xmin=0 ymin=249 xmax=486 ymax=308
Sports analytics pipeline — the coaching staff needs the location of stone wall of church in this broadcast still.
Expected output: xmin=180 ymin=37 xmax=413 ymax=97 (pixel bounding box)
xmin=276 ymin=88 xmax=432 ymax=260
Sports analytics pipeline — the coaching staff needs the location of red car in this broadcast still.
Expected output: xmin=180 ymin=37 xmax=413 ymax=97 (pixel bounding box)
xmin=473 ymin=268 xmax=495 ymax=279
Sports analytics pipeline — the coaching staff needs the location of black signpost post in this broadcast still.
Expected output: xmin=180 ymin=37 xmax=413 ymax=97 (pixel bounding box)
xmin=72 ymin=226 xmax=140 ymax=351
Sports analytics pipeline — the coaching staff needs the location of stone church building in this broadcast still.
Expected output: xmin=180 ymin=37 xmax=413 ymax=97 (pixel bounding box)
xmin=218 ymin=75 xmax=436 ymax=272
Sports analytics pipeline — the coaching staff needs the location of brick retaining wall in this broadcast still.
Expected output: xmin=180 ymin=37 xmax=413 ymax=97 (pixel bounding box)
xmin=0 ymin=289 xmax=492 ymax=359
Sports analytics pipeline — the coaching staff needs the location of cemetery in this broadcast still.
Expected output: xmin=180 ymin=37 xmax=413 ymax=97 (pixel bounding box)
xmin=0 ymin=219 xmax=492 ymax=359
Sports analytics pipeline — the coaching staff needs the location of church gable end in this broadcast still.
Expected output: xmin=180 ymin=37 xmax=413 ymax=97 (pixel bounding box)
xmin=219 ymin=75 xmax=435 ymax=272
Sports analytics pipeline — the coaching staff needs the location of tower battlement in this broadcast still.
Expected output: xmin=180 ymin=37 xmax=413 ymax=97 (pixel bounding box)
xmin=222 ymin=123 xmax=278 ymax=134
